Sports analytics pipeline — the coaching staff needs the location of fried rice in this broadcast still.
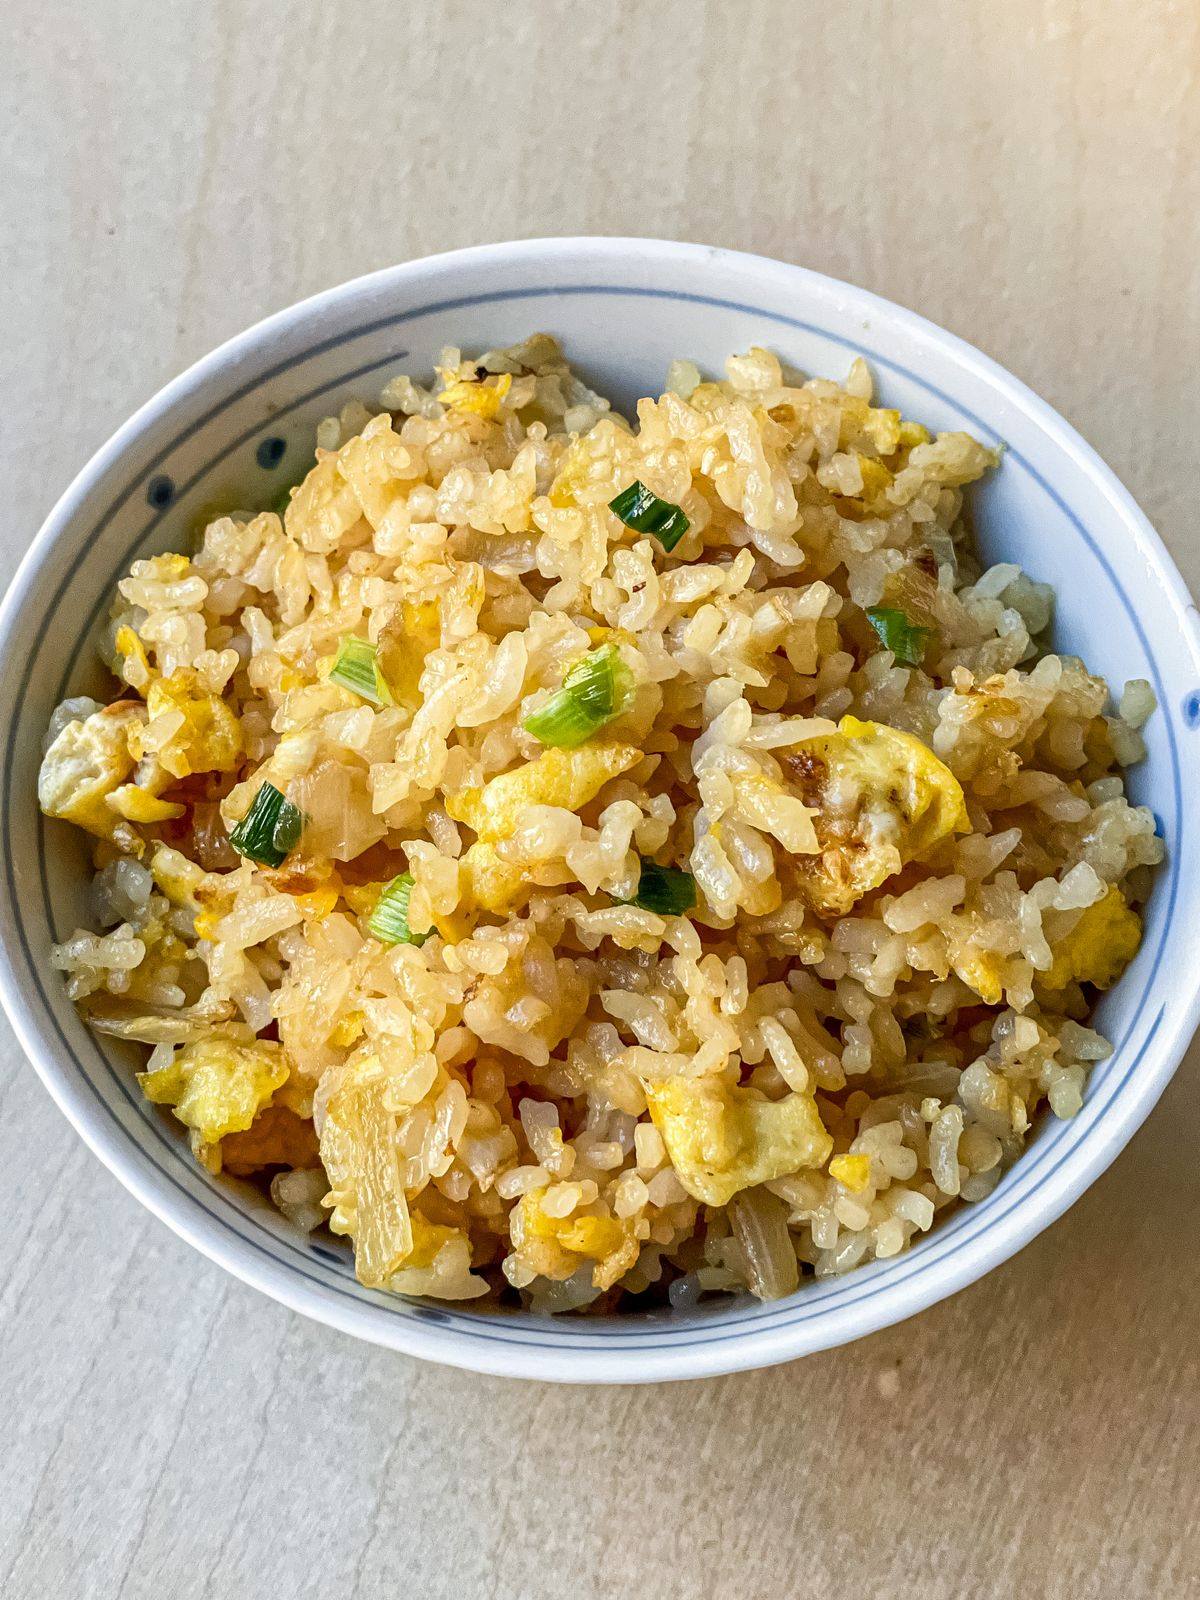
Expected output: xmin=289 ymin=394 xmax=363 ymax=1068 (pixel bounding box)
xmin=37 ymin=336 xmax=1163 ymax=1311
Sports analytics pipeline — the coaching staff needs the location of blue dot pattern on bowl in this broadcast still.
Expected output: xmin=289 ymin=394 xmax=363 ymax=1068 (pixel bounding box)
xmin=145 ymin=475 xmax=175 ymax=509
xmin=256 ymin=436 xmax=287 ymax=470
xmin=1183 ymin=690 xmax=1200 ymax=727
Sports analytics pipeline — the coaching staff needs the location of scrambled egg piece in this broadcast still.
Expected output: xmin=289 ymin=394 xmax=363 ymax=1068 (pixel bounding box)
xmin=587 ymin=625 xmax=634 ymax=649
xmin=139 ymin=553 xmax=192 ymax=581
xmin=1041 ymin=886 xmax=1142 ymax=991
xmin=291 ymin=885 xmax=340 ymax=919
xmin=459 ymin=840 xmax=528 ymax=914
xmin=115 ymin=624 xmax=152 ymax=692
xmin=38 ymin=702 xmax=145 ymax=839
xmin=644 ymin=1076 xmax=833 ymax=1207
xmin=829 ymin=1153 xmax=872 ymax=1192
xmin=838 ymin=398 xmax=903 ymax=455
xmin=438 ymin=371 xmax=512 ymax=419
xmin=403 ymin=1215 xmax=464 ymax=1270
xmin=950 ymin=946 xmax=1006 ymax=1005
xmin=330 ymin=1011 xmax=365 ymax=1048
xmin=107 ymin=784 xmax=185 ymax=824
xmin=857 ymin=455 xmax=894 ymax=512
xmin=786 ymin=716 xmax=968 ymax=917
xmin=547 ymin=435 xmax=594 ymax=508
xmin=388 ymin=1217 xmax=489 ymax=1300
xmin=148 ymin=842 xmax=230 ymax=916
xmin=378 ymin=598 xmax=440 ymax=706
xmin=511 ymin=1188 xmax=638 ymax=1289
xmin=139 ymin=1036 xmax=288 ymax=1150
xmin=138 ymin=669 xmax=243 ymax=779
xmin=446 ymin=743 xmax=641 ymax=842
xmin=834 ymin=455 xmax=895 ymax=521
xmin=457 ymin=840 xmax=578 ymax=916
xmin=341 ymin=884 xmax=379 ymax=919
xmin=401 ymin=597 xmax=441 ymax=641
xmin=319 ymin=1063 xmax=414 ymax=1288
xmin=898 ymin=420 xmax=931 ymax=448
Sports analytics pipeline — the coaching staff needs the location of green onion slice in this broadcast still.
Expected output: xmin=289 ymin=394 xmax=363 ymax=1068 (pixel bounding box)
xmin=522 ymin=643 xmax=634 ymax=749
xmin=228 ymin=782 xmax=304 ymax=869
xmin=864 ymin=606 xmax=932 ymax=668
xmin=608 ymin=481 xmax=690 ymax=552
xmin=368 ymin=872 xmax=427 ymax=946
xmin=624 ymin=859 xmax=697 ymax=916
xmin=329 ymin=635 xmax=393 ymax=706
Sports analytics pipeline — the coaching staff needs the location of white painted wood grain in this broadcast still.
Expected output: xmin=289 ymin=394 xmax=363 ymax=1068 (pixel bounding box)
xmin=2 ymin=3 xmax=1199 ymax=1595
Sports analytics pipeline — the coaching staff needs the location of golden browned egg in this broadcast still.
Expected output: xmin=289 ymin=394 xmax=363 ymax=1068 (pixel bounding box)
xmin=785 ymin=716 xmax=968 ymax=917
xmin=644 ymin=1076 xmax=833 ymax=1207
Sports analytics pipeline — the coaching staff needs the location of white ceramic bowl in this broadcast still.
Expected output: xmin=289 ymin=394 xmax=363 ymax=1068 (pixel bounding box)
xmin=3 ymin=238 xmax=1198 ymax=1383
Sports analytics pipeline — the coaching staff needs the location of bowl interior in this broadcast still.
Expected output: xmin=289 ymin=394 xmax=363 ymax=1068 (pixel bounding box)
xmin=3 ymin=242 xmax=1198 ymax=1379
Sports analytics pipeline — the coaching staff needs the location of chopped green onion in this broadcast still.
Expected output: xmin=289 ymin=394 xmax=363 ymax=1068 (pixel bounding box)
xmin=522 ymin=644 xmax=634 ymax=749
xmin=625 ymin=859 xmax=697 ymax=916
xmin=864 ymin=606 xmax=933 ymax=668
xmin=329 ymin=635 xmax=393 ymax=706
xmin=368 ymin=872 xmax=427 ymax=946
xmin=228 ymin=782 xmax=304 ymax=868
xmin=608 ymin=481 xmax=690 ymax=552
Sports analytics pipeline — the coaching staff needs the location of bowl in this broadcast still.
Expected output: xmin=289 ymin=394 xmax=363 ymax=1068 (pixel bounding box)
xmin=3 ymin=237 xmax=1198 ymax=1383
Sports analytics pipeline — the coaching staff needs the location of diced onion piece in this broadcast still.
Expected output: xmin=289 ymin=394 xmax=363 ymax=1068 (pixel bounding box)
xmin=864 ymin=605 xmax=932 ymax=667
xmin=727 ymin=1188 xmax=800 ymax=1301
xmin=368 ymin=872 xmax=427 ymax=946
xmin=608 ymin=480 xmax=690 ymax=552
xmin=228 ymin=782 xmax=304 ymax=868
xmin=627 ymin=859 xmax=696 ymax=916
xmin=329 ymin=635 xmax=393 ymax=707
xmin=522 ymin=644 xmax=633 ymax=749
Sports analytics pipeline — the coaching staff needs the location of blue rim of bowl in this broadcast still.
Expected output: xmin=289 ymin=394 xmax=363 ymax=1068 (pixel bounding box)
xmin=0 ymin=255 xmax=1194 ymax=1371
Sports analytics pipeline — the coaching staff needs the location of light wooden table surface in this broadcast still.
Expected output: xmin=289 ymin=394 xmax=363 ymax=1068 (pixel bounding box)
xmin=3 ymin=4 xmax=1199 ymax=1596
